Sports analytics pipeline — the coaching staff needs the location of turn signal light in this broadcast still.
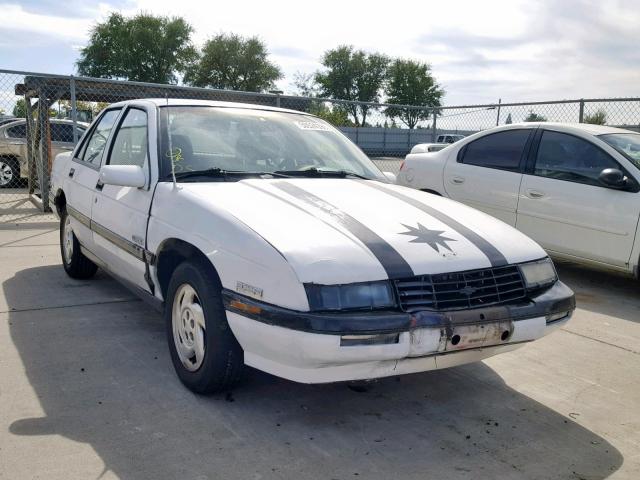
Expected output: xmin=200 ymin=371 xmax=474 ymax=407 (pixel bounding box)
xmin=230 ymin=300 xmax=262 ymax=315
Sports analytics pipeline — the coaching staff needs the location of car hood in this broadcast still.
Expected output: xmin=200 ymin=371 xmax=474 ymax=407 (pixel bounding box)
xmin=181 ymin=179 xmax=547 ymax=284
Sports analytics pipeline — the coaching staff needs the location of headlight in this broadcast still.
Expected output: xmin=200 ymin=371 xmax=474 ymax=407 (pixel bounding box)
xmin=519 ymin=258 xmax=557 ymax=290
xmin=305 ymin=281 xmax=396 ymax=311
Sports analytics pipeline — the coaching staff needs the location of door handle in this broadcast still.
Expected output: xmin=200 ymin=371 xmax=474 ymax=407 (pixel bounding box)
xmin=68 ymin=168 xmax=75 ymax=178
xmin=451 ymin=176 xmax=465 ymax=184
xmin=526 ymin=189 xmax=545 ymax=199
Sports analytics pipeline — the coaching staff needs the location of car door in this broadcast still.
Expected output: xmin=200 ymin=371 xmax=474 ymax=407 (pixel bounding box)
xmin=443 ymin=128 xmax=534 ymax=225
xmin=516 ymin=128 xmax=640 ymax=267
xmin=90 ymin=106 xmax=155 ymax=291
xmin=64 ymin=108 xmax=122 ymax=250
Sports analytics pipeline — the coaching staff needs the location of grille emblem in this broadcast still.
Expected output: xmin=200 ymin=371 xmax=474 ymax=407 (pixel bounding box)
xmin=460 ymin=285 xmax=476 ymax=296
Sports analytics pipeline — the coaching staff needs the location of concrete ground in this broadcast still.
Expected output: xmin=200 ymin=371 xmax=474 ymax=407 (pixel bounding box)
xmin=0 ymin=220 xmax=638 ymax=480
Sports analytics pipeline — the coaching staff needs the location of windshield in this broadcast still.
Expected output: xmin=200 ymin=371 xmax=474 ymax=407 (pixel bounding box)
xmin=599 ymin=133 xmax=640 ymax=170
xmin=158 ymin=106 xmax=385 ymax=180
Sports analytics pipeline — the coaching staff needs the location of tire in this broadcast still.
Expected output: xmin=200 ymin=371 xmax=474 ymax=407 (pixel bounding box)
xmin=60 ymin=209 xmax=98 ymax=279
xmin=165 ymin=260 xmax=245 ymax=394
xmin=0 ymin=157 xmax=20 ymax=188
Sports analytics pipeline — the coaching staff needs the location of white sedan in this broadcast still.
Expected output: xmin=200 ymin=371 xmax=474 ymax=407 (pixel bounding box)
xmin=50 ymin=100 xmax=575 ymax=394
xmin=398 ymin=123 xmax=640 ymax=278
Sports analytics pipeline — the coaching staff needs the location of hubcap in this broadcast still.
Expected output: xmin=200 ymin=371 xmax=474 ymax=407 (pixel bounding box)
xmin=63 ymin=215 xmax=74 ymax=263
xmin=172 ymin=284 xmax=206 ymax=372
xmin=0 ymin=161 xmax=13 ymax=186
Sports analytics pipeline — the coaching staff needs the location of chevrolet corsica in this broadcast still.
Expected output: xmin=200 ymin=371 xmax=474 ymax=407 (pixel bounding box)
xmin=50 ymin=99 xmax=575 ymax=394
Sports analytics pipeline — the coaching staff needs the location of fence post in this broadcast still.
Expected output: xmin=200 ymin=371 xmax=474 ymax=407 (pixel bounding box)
xmin=578 ymin=99 xmax=585 ymax=123
xmin=70 ymin=75 xmax=79 ymax=144
xmin=24 ymin=97 xmax=36 ymax=194
xmin=432 ymin=111 xmax=437 ymax=143
xmin=496 ymin=98 xmax=502 ymax=126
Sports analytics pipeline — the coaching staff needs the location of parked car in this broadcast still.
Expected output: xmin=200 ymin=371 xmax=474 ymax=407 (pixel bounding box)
xmin=397 ymin=123 xmax=640 ymax=278
xmin=0 ymin=115 xmax=17 ymax=126
xmin=437 ymin=134 xmax=465 ymax=144
xmin=50 ymin=100 xmax=575 ymax=394
xmin=0 ymin=118 xmax=87 ymax=188
xmin=409 ymin=143 xmax=448 ymax=153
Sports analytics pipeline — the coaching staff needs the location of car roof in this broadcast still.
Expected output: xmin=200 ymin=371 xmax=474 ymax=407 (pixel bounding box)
xmin=1 ymin=118 xmax=89 ymax=128
xmin=504 ymin=122 xmax=635 ymax=136
xmin=109 ymin=98 xmax=312 ymax=116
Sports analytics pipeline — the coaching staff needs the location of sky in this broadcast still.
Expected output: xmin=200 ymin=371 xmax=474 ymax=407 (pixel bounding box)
xmin=1 ymin=0 xmax=639 ymax=106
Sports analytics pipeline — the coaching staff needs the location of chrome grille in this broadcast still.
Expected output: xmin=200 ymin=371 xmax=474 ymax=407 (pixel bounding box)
xmin=394 ymin=265 xmax=526 ymax=311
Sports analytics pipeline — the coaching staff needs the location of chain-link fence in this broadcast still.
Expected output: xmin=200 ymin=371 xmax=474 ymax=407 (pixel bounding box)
xmin=2 ymin=67 xmax=640 ymax=221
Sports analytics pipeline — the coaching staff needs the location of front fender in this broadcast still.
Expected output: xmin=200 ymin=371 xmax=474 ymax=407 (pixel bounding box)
xmin=147 ymin=183 xmax=309 ymax=311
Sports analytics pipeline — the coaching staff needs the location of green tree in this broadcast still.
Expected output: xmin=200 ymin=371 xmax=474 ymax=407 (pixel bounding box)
xmin=308 ymin=102 xmax=353 ymax=127
xmin=524 ymin=111 xmax=547 ymax=122
xmin=584 ymin=109 xmax=607 ymax=125
xmin=76 ymin=13 xmax=196 ymax=83
xmin=292 ymin=71 xmax=320 ymax=98
xmin=315 ymin=45 xmax=389 ymax=126
xmin=383 ymin=59 xmax=443 ymax=129
xmin=184 ymin=33 xmax=282 ymax=92
xmin=13 ymin=99 xmax=27 ymax=117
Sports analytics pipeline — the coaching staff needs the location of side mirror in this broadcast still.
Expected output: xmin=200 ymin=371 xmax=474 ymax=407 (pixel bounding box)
xmin=383 ymin=171 xmax=397 ymax=183
xmin=99 ymin=165 xmax=146 ymax=188
xmin=598 ymin=168 xmax=627 ymax=189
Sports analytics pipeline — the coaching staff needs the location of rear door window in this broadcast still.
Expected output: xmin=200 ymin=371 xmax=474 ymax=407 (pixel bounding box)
xmin=459 ymin=129 xmax=530 ymax=171
xmin=6 ymin=124 xmax=26 ymax=139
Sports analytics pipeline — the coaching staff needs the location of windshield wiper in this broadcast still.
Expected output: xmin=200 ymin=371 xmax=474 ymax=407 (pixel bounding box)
xmin=164 ymin=168 xmax=293 ymax=182
xmin=272 ymin=167 xmax=371 ymax=179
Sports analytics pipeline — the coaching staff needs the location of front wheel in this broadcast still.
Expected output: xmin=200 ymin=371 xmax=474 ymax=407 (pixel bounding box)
xmin=0 ymin=157 xmax=19 ymax=188
xmin=165 ymin=260 xmax=245 ymax=394
xmin=60 ymin=209 xmax=98 ymax=279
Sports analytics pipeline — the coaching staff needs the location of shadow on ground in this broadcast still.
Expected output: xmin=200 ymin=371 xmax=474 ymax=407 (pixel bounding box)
xmin=5 ymin=265 xmax=623 ymax=479
xmin=555 ymin=260 xmax=640 ymax=323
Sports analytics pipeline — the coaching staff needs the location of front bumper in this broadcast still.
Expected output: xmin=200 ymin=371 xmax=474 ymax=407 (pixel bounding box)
xmin=223 ymin=281 xmax=575 ymax=335
xmin=224 ymin=281 xmax=575 ymax=383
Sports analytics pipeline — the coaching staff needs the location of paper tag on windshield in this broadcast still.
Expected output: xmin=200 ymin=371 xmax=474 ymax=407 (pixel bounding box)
xmin=294 ymin=120 xmax=332 ymax=131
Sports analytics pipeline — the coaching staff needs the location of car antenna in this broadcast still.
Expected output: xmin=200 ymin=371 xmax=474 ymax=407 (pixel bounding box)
xmin=166 ymin=95 xmax=178 ymax=189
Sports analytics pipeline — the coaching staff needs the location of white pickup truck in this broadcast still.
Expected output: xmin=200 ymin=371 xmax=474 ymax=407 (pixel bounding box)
xmin=50 ymin=100 xmax=575 ymax=394
xmin=397 ymin=123 xmax=640 ymax=278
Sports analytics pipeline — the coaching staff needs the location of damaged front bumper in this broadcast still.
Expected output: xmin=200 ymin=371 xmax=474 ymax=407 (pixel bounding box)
xmin=223 ymin=281 xmax=575 ymax=383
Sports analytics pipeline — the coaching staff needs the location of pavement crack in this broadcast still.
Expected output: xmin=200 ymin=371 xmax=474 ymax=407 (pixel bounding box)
xmin=560 ymin=328 xmax=639 ymax=355
xmin=1 ymin=298 xmax=141 ymax=314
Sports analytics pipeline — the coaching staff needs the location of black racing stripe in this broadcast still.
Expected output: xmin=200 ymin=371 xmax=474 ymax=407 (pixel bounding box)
xmin=365 ymin=182 xmax=508 ymax=267
xmin=271 ymin=181 xmax=414 ymax=279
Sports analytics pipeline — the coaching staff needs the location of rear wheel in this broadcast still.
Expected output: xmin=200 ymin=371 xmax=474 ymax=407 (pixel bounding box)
xmin=60 ymin=209 xmax=98 ymax=279
xmin=0 ymin=157 xmax=19 ymax=188
xmin=165 ymin=260 xmax=244 ymax=394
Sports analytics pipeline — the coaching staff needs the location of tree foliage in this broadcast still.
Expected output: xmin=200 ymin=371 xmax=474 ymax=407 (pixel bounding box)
xmin=315 ymin=46 xmax=389 ymax=126
xmin=524 ymin=111 xmax=547 ymax=122
xmin=76 ymin=13 xmax=196 ymax=83
xmin=292 ymin=71 xmax=320 ymax=98
xmin=583 ymin=109 xmax=607 ymax=125
xmin=184 ymin=33 xmax=282 ymax=92
xmin=383 ymin=59 xmax=443 ymax=129
xmin=13 ymin=98 xmax=27 ymax=118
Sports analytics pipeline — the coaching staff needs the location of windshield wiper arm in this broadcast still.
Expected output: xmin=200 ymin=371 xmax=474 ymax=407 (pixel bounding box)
xmin=272 ymin=167 xmax=370 ymax=179
xmin=165 ymin=169 xmax=294 ymax=182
